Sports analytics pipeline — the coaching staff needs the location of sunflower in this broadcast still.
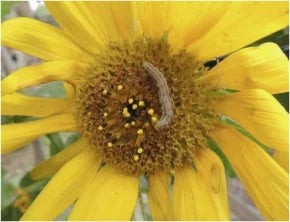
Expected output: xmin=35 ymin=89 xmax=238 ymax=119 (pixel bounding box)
xmin=1 ymin=1 xmax=289 ymax=221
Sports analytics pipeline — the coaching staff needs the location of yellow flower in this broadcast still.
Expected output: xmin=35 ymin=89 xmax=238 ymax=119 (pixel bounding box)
xmin=1 ymin=1 xmax=289 ymax=221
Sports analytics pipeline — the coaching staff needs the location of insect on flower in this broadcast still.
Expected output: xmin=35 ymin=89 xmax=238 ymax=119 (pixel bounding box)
xmin=143 ymin=61 xmax=174 ymax=128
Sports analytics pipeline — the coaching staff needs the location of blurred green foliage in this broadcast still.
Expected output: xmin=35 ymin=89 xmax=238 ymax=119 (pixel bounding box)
xmin=1 ymin=204 xmax=23 ymax=221
xmin=1 ymin=1 xmax=19 ymax=19
xmin=20 ymin=81 xmax=67 ymax=98
xmin=47 ymin=133 xmax=65 ymax=156
xmin=1 ymin=169 xmax=16 ymax=210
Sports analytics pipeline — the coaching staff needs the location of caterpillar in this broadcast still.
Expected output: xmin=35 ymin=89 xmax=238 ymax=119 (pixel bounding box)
xmin=143 ymin=62 xmax=174 ymax=128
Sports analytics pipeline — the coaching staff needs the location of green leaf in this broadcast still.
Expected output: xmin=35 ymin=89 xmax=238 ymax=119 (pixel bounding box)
xmin=274 ymin=92 xmax=289 ymax=112
xmin=20 ymin=172 xmax=49 ymax=194
xmin=1 ymin=115 xmax=15 ymax=124
xmin=19 ymin=173 xmax=34 ymax=188
xmin=47 ymin=133 xmax=65 ymax=156
xmin=250 ymin=27 xmax=289 ymax=47
xmin=207 ymin=139 xmax=237 ymax=178
xmin=220 ymin=115 xmax=271 ymax=153
xmin=1 ymin=115 xmax=38 ymax=124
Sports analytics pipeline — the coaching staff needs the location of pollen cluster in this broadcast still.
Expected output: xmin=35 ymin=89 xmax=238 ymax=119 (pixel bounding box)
xmin=73 ymin=36 xmax=217 ymax=175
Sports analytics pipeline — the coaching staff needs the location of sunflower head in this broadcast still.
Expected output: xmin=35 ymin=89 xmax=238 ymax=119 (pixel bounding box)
xmin=74 ymin=37 xmax=218 ymax=175
xmin=1 ymin=1 xmax=288 ymax=221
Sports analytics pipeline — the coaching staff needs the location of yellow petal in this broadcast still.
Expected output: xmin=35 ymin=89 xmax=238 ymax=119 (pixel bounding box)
xmin=188 ymin=2 xmax=289 ymax=61
xmin=148 ymin=170 xmax=173 ymax=220
xmin=2 ymin=92 xmax=72 ymax=117
xmin=21 ymin=148 xmax=101 ymax=221
xmin=135 ymin=2 xmax=231 ymax=48
xmin=173 ymin=165 xmax=219 ymax=220
xmin=31 ymin=137 xmax=89 ymax=180
xmin=1 ymin=113 xmax=78 ymax=154
xmin=195 ymin=148 xmax=230 ymax=220
xmin=1 ymin=60 xmax=86 ymax=97
xmin=63 ymin=82 xmax=75 ymax=98
xmin=135 ymin=2 xmax=171 ymax=39
xmin=215 ymin=89 xmax=289 ymax=151
xmin=1 ymin=17 xmax=93 ymax=63
xmin=108 ymin=2 xmax=141 ymax=40
xmin=212 ymin=125 xmax=289 ymax=220
xmin=273 ymin=150 xmax=289 ymax=172
xmin=69 ymin=165 xmax=139 ymax=220
xmin=167 ymin=2 xmax=231 ymax=49
xmin=199 ymin=43 xmax=289 ymax=94
xmin=45 ymin=2 xmax=102 ymax=54
xmin=46 ymin=2 xmax=140 ymax=54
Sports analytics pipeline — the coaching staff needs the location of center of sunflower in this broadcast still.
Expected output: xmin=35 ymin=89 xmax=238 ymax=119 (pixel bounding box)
xmin=74 ymin=37 xmax=217 ymax=175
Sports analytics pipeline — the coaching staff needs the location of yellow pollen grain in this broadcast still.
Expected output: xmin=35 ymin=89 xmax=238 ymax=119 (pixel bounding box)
xmin=139 ymin=100 xmax=145 ymax=107
xmin=137 ymin=148 xmax=143 ymax=154
xmin=132 ymin=104 xmax=138 ymax=110
xmin=137 ymin=129 xmax=143 ymax=135
xmin=151 ymin=116 xmax=157 ymax=123
xmin=117 ymin=85 xmax=123 ymax=90
xmin=124 ymin=123 xmax=130 ymax=128
xmin=102 ymin=89 xmax=108 ymax=95
xmin=122 ymin=107 xmax=131 ymax=118
xmin=98 ymin=125 xmax=103 ymax=131
xmin=131 ymin=121 xmax=136 ymax=126
xmin=134 ymin=155 xmax=139 ymax=161
xmin=128 ymin=98 xmax=134 ymax=104
xmin=103 ymin=112 xmax=108 ymax=117
xmin=148 ymin=108 xmax=154 ymax=115
xmin=107 ymin=142 xmax=113 ymax=148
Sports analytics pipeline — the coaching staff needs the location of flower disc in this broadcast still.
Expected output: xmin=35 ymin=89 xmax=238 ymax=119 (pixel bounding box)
xmin=74 ymin=37 xmax=217 ymax=175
